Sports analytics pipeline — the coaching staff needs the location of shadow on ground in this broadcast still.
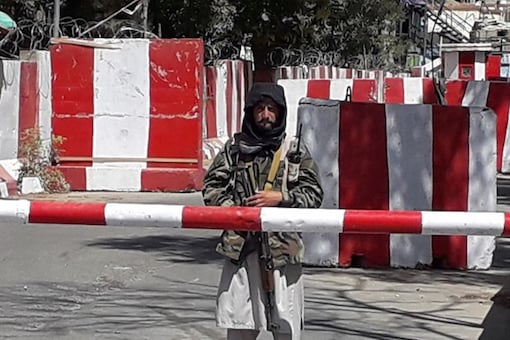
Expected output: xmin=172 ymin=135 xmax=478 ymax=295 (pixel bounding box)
xmin=86 ymin=234 xmax=223 ymax=264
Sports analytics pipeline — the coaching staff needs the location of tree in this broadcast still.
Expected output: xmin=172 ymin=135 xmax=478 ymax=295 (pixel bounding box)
xmin=1 ymin=0 xmax=409 ymax=71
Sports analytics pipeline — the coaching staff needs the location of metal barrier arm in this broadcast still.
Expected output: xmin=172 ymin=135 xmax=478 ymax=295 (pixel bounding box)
xmin=0 ymin=200 xmax=509 ymax=236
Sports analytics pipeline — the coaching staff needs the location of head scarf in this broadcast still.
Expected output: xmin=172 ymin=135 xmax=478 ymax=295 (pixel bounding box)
xmin=237 ymin=83 xmax=287 ymax=155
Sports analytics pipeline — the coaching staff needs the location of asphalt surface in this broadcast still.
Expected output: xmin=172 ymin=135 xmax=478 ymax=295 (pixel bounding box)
xmin=0 ymin=181 xmax=508 ymax=340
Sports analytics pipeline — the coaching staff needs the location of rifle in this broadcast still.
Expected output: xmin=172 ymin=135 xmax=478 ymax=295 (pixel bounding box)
xmin=242 ymin=163 xmax=280 ymax=332
xmin=287 ymin=123 xmax=303 ymax=183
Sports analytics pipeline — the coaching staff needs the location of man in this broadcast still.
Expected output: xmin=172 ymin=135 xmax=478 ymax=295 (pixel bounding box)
xmin=202 ymin=83 xmax=323 ymax=340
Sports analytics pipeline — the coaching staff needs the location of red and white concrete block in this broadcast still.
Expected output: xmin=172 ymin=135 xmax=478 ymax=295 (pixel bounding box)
xmin=309 ymin=66 xmax=354 ymax=80
xmin=49 ymin=39 xmax=204 ymax=191
xmin=445 ymin=80 xmax=510 ymax=173
xmin=298 ymin=99 xmax=497 ymax=269
xmin=442 ymin=51 xmax=498 ymax=80
xmin=274 ymin=66 xmax=308 ymax=81
xmin=203 ymin=60 xmax=252 ymax=161
xmin=383 ymin=77 xmax=438 ymax=104
xmin=0 ymin=59 xmax=40 ymax=197
xmin=277 ymin=79 xmax=379 ymax=138
xmin=1 ymin=200 xmax=509 ymax=238
xmin=274 ymin=66 xmax=401 ymax=81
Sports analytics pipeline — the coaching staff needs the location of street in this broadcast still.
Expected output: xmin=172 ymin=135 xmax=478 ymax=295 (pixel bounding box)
xmin=0 ymin=189 xmax=508 ymax=339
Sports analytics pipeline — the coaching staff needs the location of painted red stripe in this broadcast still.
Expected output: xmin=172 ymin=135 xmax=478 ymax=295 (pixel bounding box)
xmin=29 ymin=201 xmax=106 ymax=225
xmin=486 ymin=55 xmax=501 ymax=80
xmin=422 ymin=78 xmax=438 ymax=104
xmin=205 ymin=66 xmax=218 ymax=138
xmin=445 ymin=80 xmax=468 ymax=106
xmin=55 ymin=166 xmax=87 ymax=191
xmin=344 ymin=210 xmax=422 ymax=234
xmin=346 ymin=69 xmax=352 ymax=79
xmin=226 ymin=61 xmax=234 ymax=137
xmin=18 ymin=62 xmax=39 ymax=151
xmin=236 ymin=61 xmax=244 ymax=133
xmin=432 ymin=105 xmax=470 ymax=269
xmin=459 ymin=51 xmax=475 ymax=80
xmin=182 ymin=206 xmax=261 ymax=231
xmin=51 ymin=44 xmax=94 ymax=166
xmin=319 ymin=66 xmax=326 ymax=79
xmin=352 ymin=80 xmax=377 ymax=102
xmin=384 ymin=78 xmax=404 ymax=103
xmin=307 ymin=80 xmax=331 ymax=99
xmin=485 ymin=82 xmax=510 ymax=172
xmin=141 ymin=168 xmax=203 ymax=191
xmin=146 ymin=39 xmax=203 ymax=170
xmin=504 ymin=213 xmax=510 ymax=236
xmin=309 ymin=68 xmax=316 ymax=79
xmin=339 ymin=102 xmax=389 ymax=267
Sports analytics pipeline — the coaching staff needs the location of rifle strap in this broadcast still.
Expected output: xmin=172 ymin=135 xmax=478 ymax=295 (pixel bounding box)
xmin=263 ymin=145 xmax=283 ymax=192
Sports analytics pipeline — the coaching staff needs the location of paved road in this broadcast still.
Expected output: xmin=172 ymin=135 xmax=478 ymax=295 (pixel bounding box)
xmin=0 ymin=223 xmax=508 ymax=340
xmin=0 ymin=185 xmax=508 ymax=339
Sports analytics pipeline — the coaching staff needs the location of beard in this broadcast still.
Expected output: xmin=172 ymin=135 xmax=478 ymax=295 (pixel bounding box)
xmin=255 ymin=118 xmax=275 ymax=132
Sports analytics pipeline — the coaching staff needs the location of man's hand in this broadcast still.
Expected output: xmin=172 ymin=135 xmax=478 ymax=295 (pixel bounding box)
xmin=246 ymin=191 xmax=283 ymax=207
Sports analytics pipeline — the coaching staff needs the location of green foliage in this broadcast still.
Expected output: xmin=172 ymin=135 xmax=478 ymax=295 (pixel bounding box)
xmin=1 ymin=0 xmax=410 ymax=70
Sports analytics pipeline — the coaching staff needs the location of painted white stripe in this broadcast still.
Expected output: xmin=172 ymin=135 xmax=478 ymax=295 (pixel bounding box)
xmin=216 ymin=61 xmax=229 ymax=139
xmin=386 ymin=104 xmax=433 ymax=267
xmin=277 ymin=79 xmax=309 ymax=142
xmin=468 ymin=107 xmax=497 ymax=212
xmin=0 ymin=199 xmax=30 ymax=224
xmin=231 ymin=61 xmax=239 ymax=137
xmin=467 ymin=106 xmax=498 ymax=269
xmin=297 ymin=98 xmax=341 ymax=266
xmin=0 ymin=182 xmax=8 ymax=198
xmin=86 ymin=167 xmax=142 ymax=191
xmin=0 ymin=61 xmax=21 ymax=160
xmin=93 ymin=39 xmax=150 ymax=169
xmin=202 ymin=69 xmax=208 ymax=139
xmin=37 ymin=51 xmax=53 ymax=147
xmin=501 ymin=104 xmax=510 ymax=173
xmin=329 ymin=79 xmax=354 ymax=102
xmin=403 ymin=78 xmax=424 ymax=104
xmin=325 ymin=66 xmax=331 ymax=79
xmin=461 ymin=81 xmax=489 ymax=107
xmin=239 ymin=61 xmax=246 ymax=130
xmin=422 ymin=211 xmax=504 ymax=235
xmin=299 ymin=99 xmax=340 ymax=210
xmin=261 ymin=208 xmax=344 ymax=233
xmin=105 ymin=203 xmax=184 ymax=227
xmin=444 ymin=52 xmax=459 ymax=80
xmin=474 ymin=52 xmax=486 ymax=81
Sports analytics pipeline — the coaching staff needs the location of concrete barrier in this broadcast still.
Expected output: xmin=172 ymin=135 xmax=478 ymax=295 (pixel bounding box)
xmin=0 ymin=59 xmax=39 ymax=196
xmin=48 ymin=39 xmax=204 ymax=191
xmin=297 ymin=98 xmax=497 ymax=269
xmin=445 ymin=80 xmax=510 ymax=173
xmin=203 ymin=60 xmax=252 ymax=162
xmin=277 ymin=79 xmax=379 ymax=138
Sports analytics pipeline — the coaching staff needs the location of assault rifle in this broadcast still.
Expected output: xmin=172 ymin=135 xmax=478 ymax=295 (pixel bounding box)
xmin=241 ymin=164 xmax=279 ymax=332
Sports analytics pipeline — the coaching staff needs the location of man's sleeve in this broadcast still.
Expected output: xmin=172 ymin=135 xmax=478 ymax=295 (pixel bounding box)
xmin=202 ymin=149 xmax=235 ymax=207
xmin=279 ymin=147 xmax=324 ymax=208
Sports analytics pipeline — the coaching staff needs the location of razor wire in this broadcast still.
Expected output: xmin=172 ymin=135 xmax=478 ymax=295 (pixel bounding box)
xmin=0 ymin=16 xmax=242 ymax=65
xmin=266 ymin=46 xmax=405 ymax=73
xmin=0 ymin=16 xmax=157 ymax=58
xmin=267 ymin=47 xmax=346 ymax=68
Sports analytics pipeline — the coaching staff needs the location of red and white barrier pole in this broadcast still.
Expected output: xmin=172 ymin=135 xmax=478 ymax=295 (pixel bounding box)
xmin=0 ymin=200 xmax=509 ymax=236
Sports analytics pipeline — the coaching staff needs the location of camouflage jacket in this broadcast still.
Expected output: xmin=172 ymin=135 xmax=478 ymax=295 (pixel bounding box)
xmin=202 ymin=136 xmax=324 ymax=267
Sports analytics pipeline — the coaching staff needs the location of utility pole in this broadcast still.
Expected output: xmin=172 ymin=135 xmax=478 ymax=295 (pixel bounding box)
xmin=53 ymin=0 xmax=61 ymax=38
xmin=142 ymin=0 xmax=149 ymax=38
